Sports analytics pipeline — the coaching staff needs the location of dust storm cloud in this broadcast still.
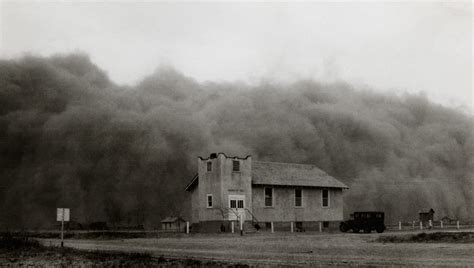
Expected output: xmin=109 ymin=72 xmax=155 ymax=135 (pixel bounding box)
xmin=0 ymin=53 xmax=472 ymax=228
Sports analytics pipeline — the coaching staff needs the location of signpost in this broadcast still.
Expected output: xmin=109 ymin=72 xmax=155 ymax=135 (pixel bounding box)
xmin=57 ymin=208 xmax=70 ymax=247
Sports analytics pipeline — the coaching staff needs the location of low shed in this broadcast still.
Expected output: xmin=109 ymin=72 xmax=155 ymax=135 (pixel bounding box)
xmin=419 ymin=208 xmax=435 ymax=223
xmin=161 ymin=217 xmax=186 ymax=232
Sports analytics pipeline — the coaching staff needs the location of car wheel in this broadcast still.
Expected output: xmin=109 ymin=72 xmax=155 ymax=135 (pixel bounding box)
xmin=352 ymin=228 xmax=360 ymax=233
xmin=376 ymin=226 xmax=384 ymax=233
xmin=364 ymin=228 xmax=371 ymax=233
xmin=339 ymin=224 xmax=348 ymax=232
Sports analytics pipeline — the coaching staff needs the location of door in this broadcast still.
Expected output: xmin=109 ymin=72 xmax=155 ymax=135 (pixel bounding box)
xmin=228 ymin=195 xmax=245 ymax=222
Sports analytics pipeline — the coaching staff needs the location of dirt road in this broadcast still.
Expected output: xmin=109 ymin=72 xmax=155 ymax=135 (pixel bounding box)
xmin=41 ymin=230 xmax=474 ymax=267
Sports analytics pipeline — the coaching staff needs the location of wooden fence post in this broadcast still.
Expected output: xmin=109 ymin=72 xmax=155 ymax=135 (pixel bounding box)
xmin=440 ymin=221 xmax=443 ymax=229
xmin=290 ymin=222 xmax=293 ymax=233
xmin=240 ymin=217 xmax=243 ymax=236
xmin=412 ymin=221 xmax=415 ymax=230
xmin=271 ymin=222 xmax=274 ymax=233
xmin=231 ymin=221 xmax=234 ymax=233
xmin=429 ymin=220 xmax=432 ymax=229
xmin=186 ymin=221 xmax=189 ymax=234
xmin=398 ymin=221 xmax=402 ymax=231
xmin=457 ymin=221 xmax=460 ymax=230
xmin=420 ymin=221 xmax=423 ymax=230
xmin=319 ymin=222 xmax=322 ymax=233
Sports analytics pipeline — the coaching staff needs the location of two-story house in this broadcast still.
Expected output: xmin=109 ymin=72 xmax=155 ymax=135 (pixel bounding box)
xmin=185 ymin=153 xmax=348 ymax=232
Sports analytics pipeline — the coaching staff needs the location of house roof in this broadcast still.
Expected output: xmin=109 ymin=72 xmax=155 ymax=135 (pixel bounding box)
xmin=184 ymin=173 xmax=199 ymax=191
xmin=441 ymin=216 xmax=455 ymax=220
xmin=184 ymin=160 xmax=349 ymax=191
xmin=252 ymin=161 xmax=348 ymax=188
xmin=161 ymin=217 xmax=185 ymax=223
xmin=418 ymin=208 xmax=435 ymax=214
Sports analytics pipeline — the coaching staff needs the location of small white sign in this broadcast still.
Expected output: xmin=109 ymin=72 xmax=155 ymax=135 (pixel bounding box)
xmin=57 ymin=208 xmax=70 ymax=222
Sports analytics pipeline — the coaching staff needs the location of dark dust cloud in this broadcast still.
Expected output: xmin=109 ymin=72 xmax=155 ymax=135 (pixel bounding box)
xmin=0 ymin=53 xmax=472 ymax=228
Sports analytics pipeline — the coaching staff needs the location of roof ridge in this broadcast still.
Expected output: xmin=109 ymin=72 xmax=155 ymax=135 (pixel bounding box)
xmin=253 ymin=160 xmax=322 ymax=169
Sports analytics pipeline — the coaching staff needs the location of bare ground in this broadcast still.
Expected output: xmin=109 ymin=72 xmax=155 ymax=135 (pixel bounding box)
xmin=34 ymin=229 xmax=474 ymax=267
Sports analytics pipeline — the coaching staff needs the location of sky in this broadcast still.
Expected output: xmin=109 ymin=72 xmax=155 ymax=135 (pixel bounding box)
xmin=1 ymin=1 xmax=472 ymax=112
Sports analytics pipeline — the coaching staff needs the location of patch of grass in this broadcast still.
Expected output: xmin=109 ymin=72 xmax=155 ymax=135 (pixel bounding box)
xmin=377 ymin=232 xmax=474 ymax=243
xmin=0 ymin=232 xmax=41 ymax=250
xmin=74 ymin=231 xmax=148 ymax=240
xmin=1 ymin=231 xmax=152 ymax=240
xmin=1 ymin=230 xmax=192 ymax=240
xmin=0 ymin=233 xmax=249 ymax=267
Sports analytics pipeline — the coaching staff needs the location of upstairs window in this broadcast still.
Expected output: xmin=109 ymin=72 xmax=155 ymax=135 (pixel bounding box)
xmin=237 ymin=200 xmax=244 ymax=209
xmin=295 ymin=189 xmax=302 ymax=207
xmin=230 ymin=200 xmax=237 ymax=208
xmin=322 ymin=189 xmax=329 ymax=208
xmin=264 ymin=187 xmax=273 ymax=207
xmin=207 ymin=194 xmax=213 ymax=208
xmin=233 ymin=160 xmax=240 ymax=172
xmin=207 ymin=161 xmax=212 ymax=172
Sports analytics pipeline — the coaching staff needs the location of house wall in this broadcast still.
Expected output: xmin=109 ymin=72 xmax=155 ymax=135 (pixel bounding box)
xmin=195 ymin=153 xmax=252 ymax=222
xmin=190 ymin=189 xmax=199 ymax=223
xmin=161 ymin=222 xmax=186 ymax=232
xmin=419 ymin=213 xmax=434 ymax=222
xmin=220 ymin=155 xmax=252 ymax=220
xmin=251 ymin=186 xmax=344 ymax=222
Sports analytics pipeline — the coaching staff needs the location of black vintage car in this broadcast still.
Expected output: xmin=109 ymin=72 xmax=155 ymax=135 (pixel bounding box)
xmin=339 ymin=212 xmax=386 ymax=233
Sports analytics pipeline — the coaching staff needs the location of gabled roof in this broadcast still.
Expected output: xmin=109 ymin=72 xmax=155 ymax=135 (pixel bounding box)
xmin=184 ymin=173 xmax=199 ymax=191
xmin=161 ymin=216 xmax=185 ymax=223
xmin=418 ymin=208 xmax=435 ymax=214
xmin=252 ymin=161 xmax=348 ymax=188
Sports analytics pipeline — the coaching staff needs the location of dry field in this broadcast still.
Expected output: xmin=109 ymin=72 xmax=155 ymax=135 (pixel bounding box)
xmin=36 ymin=230 xmax=474 ymax=267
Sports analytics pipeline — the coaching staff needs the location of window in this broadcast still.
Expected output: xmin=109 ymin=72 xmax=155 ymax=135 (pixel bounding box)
xmin=229 ymin=195 xmax=244 ymax=211
xmin=295 ymin=222 xmax=303 ymax=231
xmin=232 ymin=160 xmax=240 ymax=172
xmin=322 ymin=189 xmax=329 ymax=207
xmin=264 ymin=187 xmax=273 ymax=207
xmin=207 ymin=194 xmax=213 ymax=208
xmin=207 ymin=161 xmax=212 ymax=172
xmin=295 ymin=189 xmax=302 ymax=207
xmin=265 ymin=222 xmax=272 ymax=230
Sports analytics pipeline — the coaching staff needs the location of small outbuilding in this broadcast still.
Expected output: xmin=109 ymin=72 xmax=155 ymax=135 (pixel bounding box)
xmin=440 ymin=216 xmax=457 ymax=224
xmin=419 ymin=208 xmax=435 ymax=223
xmin=161 ymin=217 xmax=186 ymax=232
